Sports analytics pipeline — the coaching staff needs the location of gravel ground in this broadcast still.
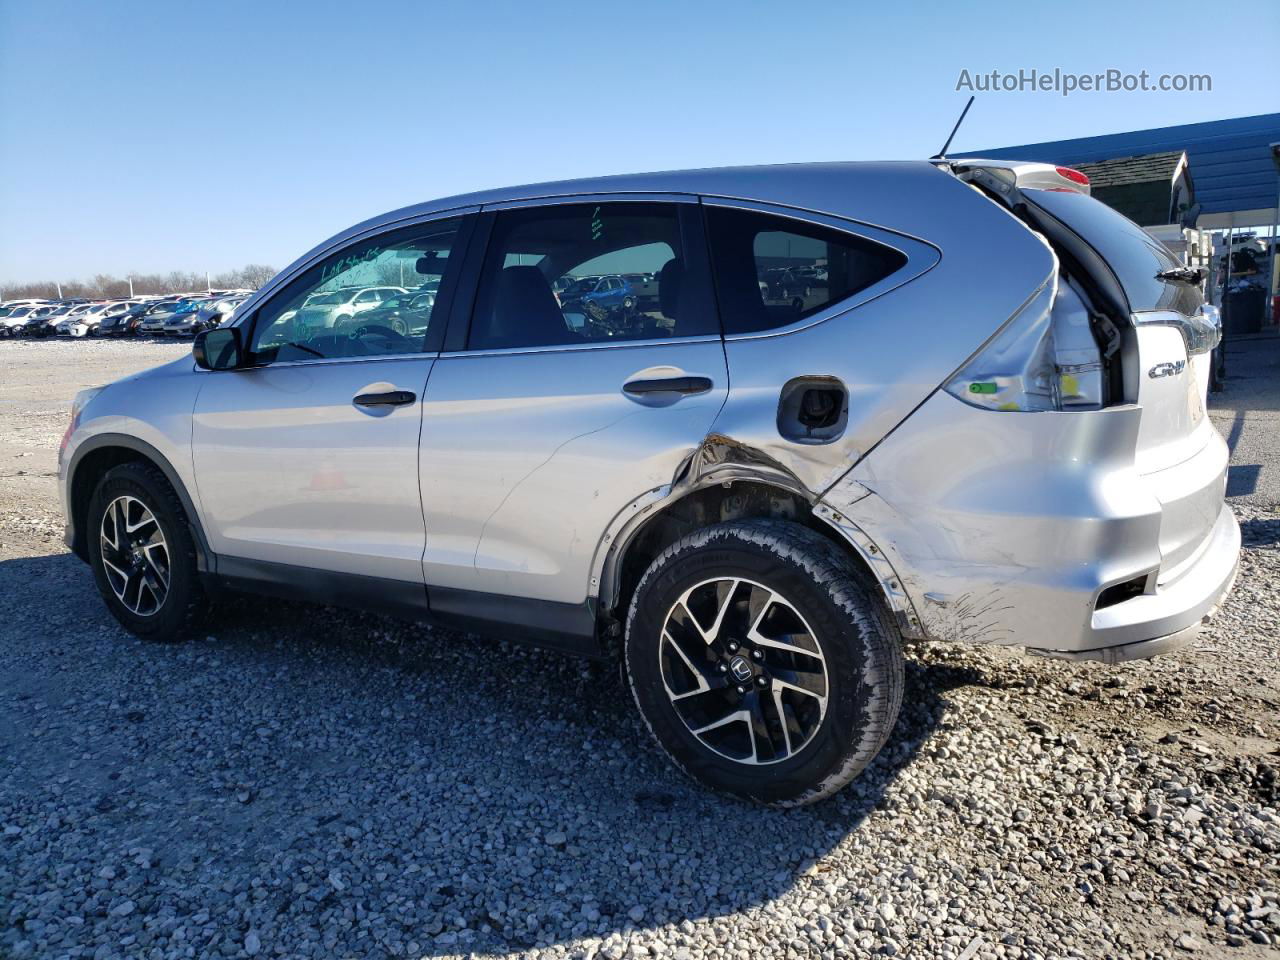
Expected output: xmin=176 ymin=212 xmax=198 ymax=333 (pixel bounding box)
xmin=1 ymin=336 xmax=1278 ymax=960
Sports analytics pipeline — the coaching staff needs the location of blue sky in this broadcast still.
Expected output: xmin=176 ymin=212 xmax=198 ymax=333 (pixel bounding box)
xmin=1 ymin=0 xmax=1276 ymax=283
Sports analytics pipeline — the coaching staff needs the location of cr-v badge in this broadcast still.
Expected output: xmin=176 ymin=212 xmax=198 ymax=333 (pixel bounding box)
xmin=1149 ymin=359 xmax=1186 ymax=379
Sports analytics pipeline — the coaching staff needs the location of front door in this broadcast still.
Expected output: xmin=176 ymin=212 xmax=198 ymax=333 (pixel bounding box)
xmin=190 ymin=214 xmax=471 ymax=584
xmin=420 ymin=200 xmax=727 ymax=608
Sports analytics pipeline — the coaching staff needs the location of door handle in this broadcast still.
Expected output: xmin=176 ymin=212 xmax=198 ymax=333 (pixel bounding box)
xmin=622 ymin=376 xmax=713 ymax=396
xmin=353 ymin=390 xmax=416 ymax=407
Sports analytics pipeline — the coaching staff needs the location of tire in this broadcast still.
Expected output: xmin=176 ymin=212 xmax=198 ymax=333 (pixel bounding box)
xmin=86 ymin=461 xmax=206 ymax=642
xmin=625 ymin=519 xmax=903 ymax=806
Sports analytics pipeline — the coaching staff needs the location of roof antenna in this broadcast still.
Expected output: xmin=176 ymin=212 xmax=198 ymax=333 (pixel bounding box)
xmin=932 ymin=95 xmax=975 ymax=161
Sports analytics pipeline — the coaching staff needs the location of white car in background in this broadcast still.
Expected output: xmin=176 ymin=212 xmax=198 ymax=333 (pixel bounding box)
xmin=293 ymin=285 xmax=408 ymax=330
xmin=1 ymin=303 xmax=56 ymax=336
xmin=58 ymin=300 xmax=130 ymax=337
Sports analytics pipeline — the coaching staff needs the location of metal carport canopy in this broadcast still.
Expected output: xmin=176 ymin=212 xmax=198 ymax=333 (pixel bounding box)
xmin=964 ymin=112 xmax=1280 ymax=229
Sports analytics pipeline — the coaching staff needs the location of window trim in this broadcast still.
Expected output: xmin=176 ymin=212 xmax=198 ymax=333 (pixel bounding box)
xmin=699 ymin=198 xmax=941 ymax=342
xmin=445 ymin=195 xmax=718 ymax=357
xmin=236 ymin=211 xmax=478 ymax=367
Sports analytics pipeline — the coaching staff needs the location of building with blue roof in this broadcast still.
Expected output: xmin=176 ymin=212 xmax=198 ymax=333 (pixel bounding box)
xmin=964 ymin=113 xmax=1280 ymax=230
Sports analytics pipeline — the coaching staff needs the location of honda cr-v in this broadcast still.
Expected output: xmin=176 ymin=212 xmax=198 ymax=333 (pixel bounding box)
xmin=60 ymin=159 xmax=1238 ymax=805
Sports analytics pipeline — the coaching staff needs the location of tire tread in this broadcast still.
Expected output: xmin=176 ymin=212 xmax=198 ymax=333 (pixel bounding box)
xmin=624 ymin=518 xmax=904 ymax=807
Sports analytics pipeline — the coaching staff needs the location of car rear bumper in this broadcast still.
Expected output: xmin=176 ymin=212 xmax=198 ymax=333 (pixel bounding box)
xmin=1025 ymin=503 xmax=1238 ymax=661
xmin=824 ymin=391 xmax=1240 ymax=659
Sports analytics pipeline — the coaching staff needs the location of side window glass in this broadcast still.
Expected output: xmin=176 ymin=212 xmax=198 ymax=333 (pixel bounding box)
xmin=249 ymin=217 xmax=463 ymax=363
xmin=468 ymin=202 xmax=716 ymax=350
xmin=705 ymin=206 xmax=908 ymax=335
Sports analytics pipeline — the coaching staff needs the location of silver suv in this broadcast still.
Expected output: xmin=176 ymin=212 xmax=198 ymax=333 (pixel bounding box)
xmin=59 ymin=160 xmax=1238 ymax=806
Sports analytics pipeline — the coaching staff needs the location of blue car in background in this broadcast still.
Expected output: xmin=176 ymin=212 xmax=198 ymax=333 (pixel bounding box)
xmin=559 ymin=274 xmax=636 ymax=321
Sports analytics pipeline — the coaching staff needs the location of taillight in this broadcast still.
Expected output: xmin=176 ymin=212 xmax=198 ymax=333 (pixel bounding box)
xmin=944 ymin=275 xmax=1105 ymax=413
xmin=1055 ymin=166 xmax=1089 ymax=186
xmin=945 ymin=282 xmax=1060 ymax=412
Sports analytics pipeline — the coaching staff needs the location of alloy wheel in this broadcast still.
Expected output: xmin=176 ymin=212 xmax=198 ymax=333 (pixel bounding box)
xmin=659 ymin=577 xmax=828 ymax=765
xmin=99 ymin=495 xmax=170 ymax=616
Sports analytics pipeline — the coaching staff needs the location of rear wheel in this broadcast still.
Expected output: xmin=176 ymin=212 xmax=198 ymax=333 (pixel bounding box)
xmin=87 ymin=462 xmax=206 ymax=641
xmin=625 ymin=520 xmax=903 ymax=806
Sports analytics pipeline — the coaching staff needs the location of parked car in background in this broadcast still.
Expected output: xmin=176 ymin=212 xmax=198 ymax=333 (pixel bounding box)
xmin=25 ymin=303 xmax=85 ymax=338
xmin=179 ymin=295 xmax=248 ymax=337
xmin=621 ymin=272 xmax=661 ymax=311
xmin=0 ymin=298 xmax=50 ymax=313
xmin=337 ymin=289 xmax=436 ymax=337
xmin=137 ymin=299 xmax=196 ymax=335
xmin=100 ymin=299 xmax=172 ymax=337
xmin=58 ymin=300 xmax=130 ymax=337
xmin=0 ymin=303 xmax=57 ymax=336
xmin=293 ymin=286 xmax=408 ymax=331
xmin=559 ymin=274 xmax=637 ymax=323
xmin=161 ymin=298 xmax=217 ymax=336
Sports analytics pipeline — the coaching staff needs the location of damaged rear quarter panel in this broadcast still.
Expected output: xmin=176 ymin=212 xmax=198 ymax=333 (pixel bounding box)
xmin=824 ymin=389 xmax=1162 ymax=651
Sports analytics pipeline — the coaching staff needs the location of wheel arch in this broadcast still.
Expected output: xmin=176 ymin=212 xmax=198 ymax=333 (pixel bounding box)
xmin=597 ymin=475 xmax=917 ymax=639
xmin=67 ymin=434 xmax=213 ymax=572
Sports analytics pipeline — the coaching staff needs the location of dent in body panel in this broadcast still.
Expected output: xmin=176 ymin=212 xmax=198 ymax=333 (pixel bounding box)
xmin=590 ymin=432 xmax=808 ymax=604
xmin=591 ymin=431 xmax=920 ymax=633
xmin=819 ymin=483 xmax=1017 ymax=646
xmin=591 ymin=431 xmax=813 ymax=607
xmin=817 ymin=389 xmax=1165 ymax=652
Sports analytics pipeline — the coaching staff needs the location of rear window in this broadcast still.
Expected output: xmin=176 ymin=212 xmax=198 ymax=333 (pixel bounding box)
xmin=1023 ymin=189 xmax=1195 ymax=314
xmin=705 ymin=207 xmax=908 ymax=335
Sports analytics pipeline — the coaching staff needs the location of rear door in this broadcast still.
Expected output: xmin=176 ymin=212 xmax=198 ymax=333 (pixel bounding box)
xmin=190 ymin=213 xmax=473 ymax=584
xmin=418 ymin=198 xmax=727 ymax=613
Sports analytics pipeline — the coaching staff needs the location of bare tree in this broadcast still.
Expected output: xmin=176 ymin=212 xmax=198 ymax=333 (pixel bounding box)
xmin=3 ymin=264 xmax=277 ymax=301
xmin=240 ymin=264 xmax=277 ymax=290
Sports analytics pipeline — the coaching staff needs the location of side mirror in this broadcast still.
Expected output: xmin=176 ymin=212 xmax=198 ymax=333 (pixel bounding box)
xmin=193 ymin=327 xmax=244 ymax=370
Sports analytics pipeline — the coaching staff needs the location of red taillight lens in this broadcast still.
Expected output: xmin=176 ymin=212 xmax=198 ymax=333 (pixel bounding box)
xmin=1055 ymin=166 xmax=1089 ymax=186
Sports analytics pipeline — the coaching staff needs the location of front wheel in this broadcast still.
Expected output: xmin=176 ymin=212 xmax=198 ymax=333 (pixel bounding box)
xmin=625 ymin=520 xmax=903 ymax=806
xmin=86 ymin=462 xmax=206 ymax=641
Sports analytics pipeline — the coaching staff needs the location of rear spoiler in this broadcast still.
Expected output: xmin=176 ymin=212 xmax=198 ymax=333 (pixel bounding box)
xmin=938 ymin=158 xmax=1092 ymax=200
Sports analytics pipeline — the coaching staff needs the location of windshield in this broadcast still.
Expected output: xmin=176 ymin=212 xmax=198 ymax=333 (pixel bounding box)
xmin=1024 ymin=188 xmax=1197 ymax=314
xmin=305 ymin=291 xmax=347 ymax=305
xmin=563 ymin=278 xmax=598 ymax=295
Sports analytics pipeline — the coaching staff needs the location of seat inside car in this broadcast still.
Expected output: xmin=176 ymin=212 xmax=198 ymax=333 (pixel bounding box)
xmin=485 ymin=265 xmax=574 ymax=348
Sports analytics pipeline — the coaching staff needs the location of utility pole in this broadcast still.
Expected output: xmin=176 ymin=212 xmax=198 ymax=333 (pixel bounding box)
xmin=128 ymin=276 xmax=134 ymax=298
xmin=206 ymin=271 xmax=211 ymax=294
xmin=56 ymin=281 xmax=63 ymax=298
